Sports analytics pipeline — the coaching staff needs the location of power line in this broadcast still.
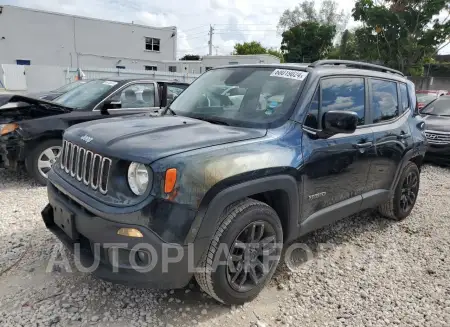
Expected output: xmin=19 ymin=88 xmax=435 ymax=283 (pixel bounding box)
xmin=181 ymin=24 xmax=209 ymax=32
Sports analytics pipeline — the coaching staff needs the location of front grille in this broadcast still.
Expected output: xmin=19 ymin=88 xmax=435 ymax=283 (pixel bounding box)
xmin=425 ymin=130 xmax=450 ymax=145
xmin=60 ymin=140 xmax=112 ymax=194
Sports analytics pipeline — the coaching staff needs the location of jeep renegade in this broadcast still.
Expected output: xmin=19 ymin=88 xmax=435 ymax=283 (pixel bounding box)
xmin=42 ymin=60 xmax=427 ymax=305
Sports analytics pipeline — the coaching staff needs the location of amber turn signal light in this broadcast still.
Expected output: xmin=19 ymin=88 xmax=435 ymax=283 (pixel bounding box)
xmin=117 ymin=228 xmax=144 ymax=238
xmin=0 ymin=123 xmax=19 ymax=136
xmin=164 ymin=168 xmax=177 ymax=193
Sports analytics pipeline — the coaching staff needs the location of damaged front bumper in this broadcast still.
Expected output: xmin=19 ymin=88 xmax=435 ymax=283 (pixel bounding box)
xmin=0 ymin=135 xmax=22 ymax=170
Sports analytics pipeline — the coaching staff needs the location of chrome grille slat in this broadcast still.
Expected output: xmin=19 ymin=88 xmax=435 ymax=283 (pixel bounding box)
xmin=425 ymin=131 xmax=450 ymax=144
xmin=59 ymin=140 xmax=112 ymax=194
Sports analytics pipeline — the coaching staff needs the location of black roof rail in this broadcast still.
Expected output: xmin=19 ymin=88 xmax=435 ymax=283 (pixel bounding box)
xmin=309 ymin=60 xmax=405 ymax=77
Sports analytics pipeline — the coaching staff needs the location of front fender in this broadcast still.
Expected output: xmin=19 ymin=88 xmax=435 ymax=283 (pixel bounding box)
xmin=186 ymin=174 xmax=300 ymax=244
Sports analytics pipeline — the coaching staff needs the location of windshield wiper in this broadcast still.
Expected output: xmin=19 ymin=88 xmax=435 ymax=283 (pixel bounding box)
xmin=163 ymin=107 xmax=176 ymax=116
xmin=193 ymin=116 xmax=229 ymax=126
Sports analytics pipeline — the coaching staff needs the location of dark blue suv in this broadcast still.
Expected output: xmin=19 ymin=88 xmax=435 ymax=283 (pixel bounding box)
xmin=42 ymin=60 xmax=427 ymax=305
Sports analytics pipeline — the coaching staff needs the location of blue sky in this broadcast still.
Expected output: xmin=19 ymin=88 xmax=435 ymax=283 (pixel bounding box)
xmin=3 ymin=0 xmax=357 ymax=58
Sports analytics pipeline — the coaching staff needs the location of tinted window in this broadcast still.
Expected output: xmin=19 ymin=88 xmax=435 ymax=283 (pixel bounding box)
xmin=370 ymin=79 xmax=399 ymax=123
xmin=321 ymin=77 xmax=365 ymax=126
xmin=399 ymin=83 xmax=409 ymax=111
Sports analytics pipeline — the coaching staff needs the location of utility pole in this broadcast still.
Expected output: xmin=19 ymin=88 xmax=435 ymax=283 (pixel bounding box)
xmin=208 ymin=25 xmax=214 ymax=56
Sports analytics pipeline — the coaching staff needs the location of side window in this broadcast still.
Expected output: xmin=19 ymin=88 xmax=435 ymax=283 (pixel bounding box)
xmin=111 ymin=83 xmax=156 ymax=109
xmin=407 ymin=83 xmax=418 ymax=114
xmin=399 ymin=83 xmax=409 ymax=111
xmin=370 ymin=79 xmax=399 ymax=123
xmin=321 ymin=77 xmax=365 ymax=126
xmin=304 ymin=89 xmax=319 ymax=129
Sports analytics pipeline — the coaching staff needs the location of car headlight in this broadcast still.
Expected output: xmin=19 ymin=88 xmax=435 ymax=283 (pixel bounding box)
xmin=127 ymin=162 xmax=152 ymax=195
xmin=0 ymin=123 xmax=19 ymax=136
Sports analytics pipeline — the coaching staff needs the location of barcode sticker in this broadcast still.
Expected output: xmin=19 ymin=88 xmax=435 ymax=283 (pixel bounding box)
xmin=270 ymin=69 xmax=309 ymax=81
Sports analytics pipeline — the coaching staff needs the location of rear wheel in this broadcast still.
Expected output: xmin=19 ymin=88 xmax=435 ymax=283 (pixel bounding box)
xmin=378 ymin=162 xmax=420 ymax=220
xmin=195 ymin=199 xmax=283 ymax=305
xmin=25 ymin=139 xmax=62 ymax=186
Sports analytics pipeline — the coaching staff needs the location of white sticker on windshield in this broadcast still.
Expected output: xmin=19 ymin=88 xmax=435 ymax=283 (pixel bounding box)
xmin=270 ymin=69 xmax=309 ymax=81
xmin=103 ymin=81 xmax=118 ymax=86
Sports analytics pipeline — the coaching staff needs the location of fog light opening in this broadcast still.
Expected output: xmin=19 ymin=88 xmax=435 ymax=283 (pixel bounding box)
xmin=136 ymin=251 xmax=150 ymax=266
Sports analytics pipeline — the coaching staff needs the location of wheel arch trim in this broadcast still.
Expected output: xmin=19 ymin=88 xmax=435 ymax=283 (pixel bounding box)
xmin=185 ymin=175 xmax=300 ymax=244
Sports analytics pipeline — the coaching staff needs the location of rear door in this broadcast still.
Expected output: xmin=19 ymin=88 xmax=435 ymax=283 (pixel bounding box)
xmin=366 ymin=79 xmax=413 ymax=192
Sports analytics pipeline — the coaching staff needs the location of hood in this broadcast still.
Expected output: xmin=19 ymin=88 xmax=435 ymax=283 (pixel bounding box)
xmin=0 ymin=94 xmax=71 ymax=123
xmin=64 ymin=115 xmax=267 ymax=163
xmin=422 ymin=114 xmax=450 ymax=132
xmin=26 ymin=91 xmax=62 ymax=101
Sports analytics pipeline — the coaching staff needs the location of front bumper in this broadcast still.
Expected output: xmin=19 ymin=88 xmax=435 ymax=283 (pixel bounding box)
xmin=42 ymin=173 xmax=209 ymax=289
xmin=425 ymin=143 xmax=450 ymax=165
xmin=0 ymin=136 xmax=21 ymax=169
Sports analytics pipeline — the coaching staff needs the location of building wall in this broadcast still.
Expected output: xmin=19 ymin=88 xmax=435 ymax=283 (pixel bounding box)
xmin=0 ymin=5 xmax=176 ymax=69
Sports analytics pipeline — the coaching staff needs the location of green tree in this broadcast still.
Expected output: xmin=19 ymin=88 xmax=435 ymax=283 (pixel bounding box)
xmin=281 ymin=21 xmax=336 ymax=62
xmin=352 ymin=0 xmax=450 ymax=76
xmin=233 ymin=41 xmax=268 ymax=55
xmin=180 ymin=54 xmax=201 ymax=60
xmin=278 ymin=0 xmax=349 ymax=34
xmin=267 ymin=49 xmax=285 ymax=63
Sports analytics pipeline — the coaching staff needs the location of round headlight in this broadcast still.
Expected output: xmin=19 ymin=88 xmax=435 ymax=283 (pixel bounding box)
xmin=127 ymin=162 xmax=151 ymax=195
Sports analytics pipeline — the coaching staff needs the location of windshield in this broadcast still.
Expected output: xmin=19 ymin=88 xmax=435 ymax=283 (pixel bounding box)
xmin=421 ymin=97 xmax=450 ymax=116
xmin=168 ymin=67 xmax=307 ymax=127
xmin=417 ymin=93 xmax=437 ymax=104
xmin=53 ymin=80 xmax=87 ymax=93
xmin=53 ymin=80 xmax=117 ymax=109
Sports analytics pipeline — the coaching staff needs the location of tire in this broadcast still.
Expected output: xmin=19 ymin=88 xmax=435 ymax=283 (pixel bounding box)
xmin=25 ymin=139 xmax=62 ymax=186
xmin=195 ymin=199 xmax=283 ymax=305
xmin=378 ymin=161 xmax=420 ymax=220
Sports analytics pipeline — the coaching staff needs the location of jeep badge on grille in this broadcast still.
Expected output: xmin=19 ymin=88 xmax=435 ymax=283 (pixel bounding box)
xmin=81 ymin=134 xmax=93 ymax=143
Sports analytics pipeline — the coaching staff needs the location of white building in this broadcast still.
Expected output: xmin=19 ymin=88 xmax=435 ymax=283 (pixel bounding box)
xmin=0 ymin=5 xmax=177 ymax=70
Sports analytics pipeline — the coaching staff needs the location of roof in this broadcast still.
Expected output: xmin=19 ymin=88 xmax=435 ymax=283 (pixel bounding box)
xmin=212 ymin=61 xmax=409 ymax=81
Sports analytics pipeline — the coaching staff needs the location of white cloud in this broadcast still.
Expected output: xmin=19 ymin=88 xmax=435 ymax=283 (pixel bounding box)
xmin=6 ymin=0 xmax=357 ymax=58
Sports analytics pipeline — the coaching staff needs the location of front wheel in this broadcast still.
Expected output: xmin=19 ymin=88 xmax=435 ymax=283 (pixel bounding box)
xmin=195 ymin=199 xmax=283 ymax=305
xmin=378 ymin=161 xmax=420 ymax=220
xmin=25 ymin=139 xmax=62 ymax=186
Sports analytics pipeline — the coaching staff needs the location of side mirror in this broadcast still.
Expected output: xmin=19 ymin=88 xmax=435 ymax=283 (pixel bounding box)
xmin=101 ymin=99 xmax=121 ymax=114
xmin=322 ymin=110 xmax=358 ymax=136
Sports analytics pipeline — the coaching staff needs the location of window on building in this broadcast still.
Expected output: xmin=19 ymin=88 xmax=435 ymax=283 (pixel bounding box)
xmin=116 ymin=65 xmax=125 ymax=69
xmin=370 ymin=79 xmax=399 ymax=123
xmin=168 ymin=66 xmax=177 ymax=72
xmin=145 ymin=37 xmax=160 ymax=51
xmin=145 ymin=66 xmax=157 ymax=71
xmin=16 ymin=59 xmax=31 ymax=65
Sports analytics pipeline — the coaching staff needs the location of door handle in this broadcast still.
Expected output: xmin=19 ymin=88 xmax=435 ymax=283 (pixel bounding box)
xmin=398 ymin=132 xmax=411 ymax=139
xmin=354 ymin=142 xmax=373 ymax=149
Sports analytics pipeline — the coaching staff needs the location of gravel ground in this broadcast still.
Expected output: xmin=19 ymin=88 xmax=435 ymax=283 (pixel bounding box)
xmin=0 ymin=164 xmax=449 ymax=327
